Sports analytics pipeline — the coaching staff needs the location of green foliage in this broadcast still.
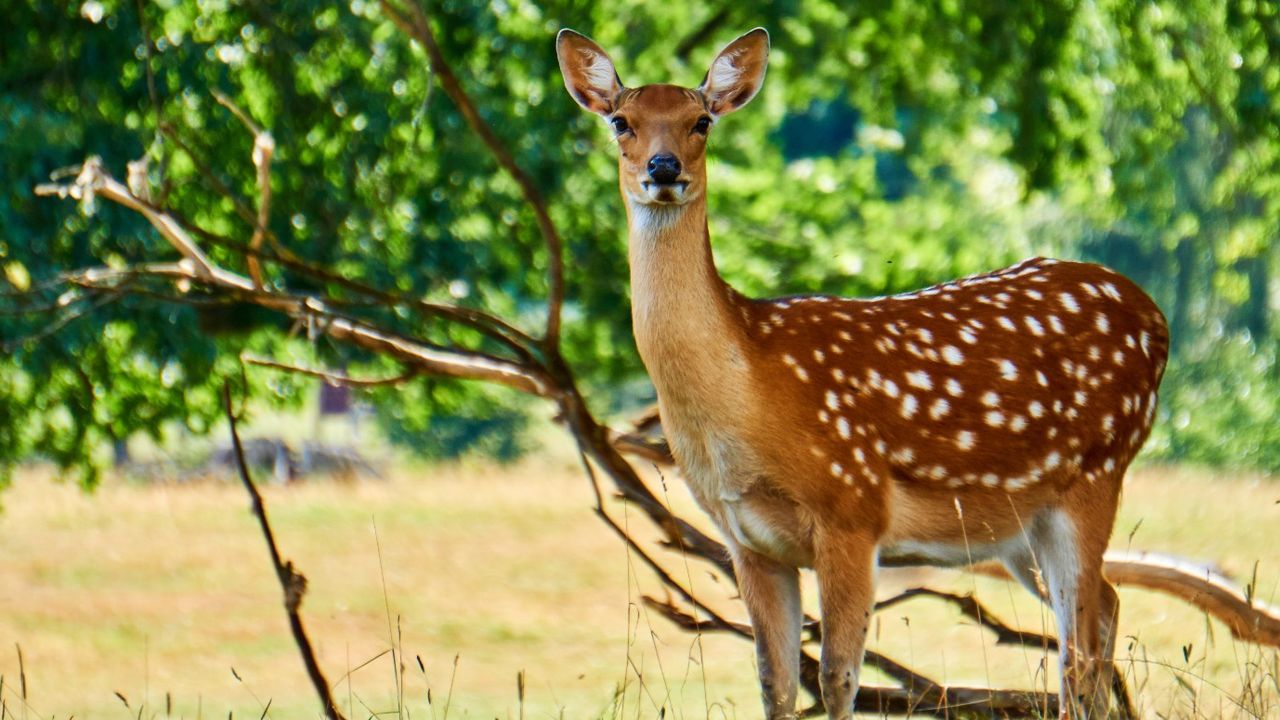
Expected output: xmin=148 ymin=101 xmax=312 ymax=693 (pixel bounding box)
xmin=2 ymin=0 xmax=1278 ymax=479
xmin=1146 ymin=334 xmax=1280 ymax=472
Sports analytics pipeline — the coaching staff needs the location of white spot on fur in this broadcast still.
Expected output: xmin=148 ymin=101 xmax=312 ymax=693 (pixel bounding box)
xmin=1009 ymin=415 xmax=1028 ymax=432
xmin=837 ymin=416 xmax=851 ymax=439
xmin=946 ymin=378 xmax=963 ymax=397
xmin=906 ymin=370 xmax=933 ymax=390
xmin=981 ymin=391 xmax=1001 ymax=407
xmin=1059 ymin=292 xmax=1080 ymax=313
xmin=883 ymin=379 xmax=901 ymax=398
xmin=1095 ymin=312 xmax=1111 ymax=333
xmin=1024 ymin=316 xmax=1045 ymax=336
xmin=956 ymin=430 xmax=975 ymax=450
xmin=985 ymin=410 xmax=1006 ymax=427
xmin=997 ymin=359 xmax=1018 ymax=380
xmin=901 ymin=395 xmax=919 ymax=419
xmin=929 ymin=398 xmax=950 ymax=420
xmin=997 ymin=316 xmax=1017 ymax=331
xmin=1028 ymin=400 xmax=1045 ymax=418
xmin=942 ymin=346 xmax=965 ymax=365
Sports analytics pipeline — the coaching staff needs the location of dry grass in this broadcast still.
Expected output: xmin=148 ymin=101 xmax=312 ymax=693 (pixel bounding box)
xmin=0 ymin=459 xmax=1276 ymax=719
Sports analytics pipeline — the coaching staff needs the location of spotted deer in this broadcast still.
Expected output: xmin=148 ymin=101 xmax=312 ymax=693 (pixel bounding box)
xmin=557 ymin=27 xmax=1168 ymax=720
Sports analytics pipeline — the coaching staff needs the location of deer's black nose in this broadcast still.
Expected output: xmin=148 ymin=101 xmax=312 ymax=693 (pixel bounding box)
xmin=647 ymin=154 xmax=681 ymax=184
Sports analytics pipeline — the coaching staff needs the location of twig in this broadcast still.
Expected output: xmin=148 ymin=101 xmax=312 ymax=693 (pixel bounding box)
xmin=212 ymin=90 xmax=276 ymax=289
xmin=222 ymin=383 xmax=348 ymax=720
xmin=133 ymin=0 xmax=166 ymax=198
xmin=379 ymin=0 xmax=566 ymax=351
xmin=875 ymin=587 xmax=1059 ymax=651
xmin=241 ymin=353 xmax=419 ymax=388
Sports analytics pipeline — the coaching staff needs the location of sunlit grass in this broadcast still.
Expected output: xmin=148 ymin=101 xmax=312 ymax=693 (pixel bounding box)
xmin=0 ymin=459 xmax=1276 ymax=718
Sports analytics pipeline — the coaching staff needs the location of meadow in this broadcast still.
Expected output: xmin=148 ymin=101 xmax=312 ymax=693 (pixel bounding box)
xmin=1 ymin=457 xmax=1277 ymax=719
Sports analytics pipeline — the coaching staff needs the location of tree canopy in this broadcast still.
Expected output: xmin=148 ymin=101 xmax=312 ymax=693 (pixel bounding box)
xmin=2 ymin=0 xmax=1278 ymax=483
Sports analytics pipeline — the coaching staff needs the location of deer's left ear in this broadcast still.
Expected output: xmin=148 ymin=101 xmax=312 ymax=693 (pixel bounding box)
xmin=699 ymin=28 xmax=769 ymax=117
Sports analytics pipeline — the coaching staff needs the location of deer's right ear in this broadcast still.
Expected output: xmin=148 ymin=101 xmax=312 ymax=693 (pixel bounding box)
xmin=556 ymin=29 xmax=624 ymax=117
xmin=699 ymin=28 xmax=769 ymax=117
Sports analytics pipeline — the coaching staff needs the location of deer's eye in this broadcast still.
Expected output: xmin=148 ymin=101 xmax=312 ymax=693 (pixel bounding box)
xmin=611 ymin=116 xmax=630 ymax=135
xmin=693 ymin=116 xmax=712 ymax=135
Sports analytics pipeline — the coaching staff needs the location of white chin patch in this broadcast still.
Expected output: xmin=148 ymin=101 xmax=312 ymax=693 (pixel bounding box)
xmin=639 ymin=181 xmax=688 ymax=204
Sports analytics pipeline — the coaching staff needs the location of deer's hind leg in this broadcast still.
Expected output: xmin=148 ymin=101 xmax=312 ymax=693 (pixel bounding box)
xmin=1002 ymin=498 xmax=1118 ymax=719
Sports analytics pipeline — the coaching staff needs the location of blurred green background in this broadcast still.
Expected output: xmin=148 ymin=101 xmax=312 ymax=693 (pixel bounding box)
xmin=2 ymin=0 xmax=1278 ymax=482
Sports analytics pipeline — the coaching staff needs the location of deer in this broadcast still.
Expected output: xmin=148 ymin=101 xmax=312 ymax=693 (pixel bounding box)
xmin=556 ymin=26 xmax=1168 ymax=720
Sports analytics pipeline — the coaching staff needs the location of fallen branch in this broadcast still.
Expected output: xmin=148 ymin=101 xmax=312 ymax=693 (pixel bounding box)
xmin=1104 ymin=552 xmax=1280 ymax=647
xmin=971 ymin=551 xmax=1280 ymax=649
xmin=222 ymin=383 xmax=347 ymax=720
xmin=646 ymin=594 xmax=1060 ymax=718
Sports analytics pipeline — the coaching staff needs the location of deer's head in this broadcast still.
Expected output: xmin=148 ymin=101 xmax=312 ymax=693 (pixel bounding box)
xmin=556 ymin=28 xmax=769 ymax=209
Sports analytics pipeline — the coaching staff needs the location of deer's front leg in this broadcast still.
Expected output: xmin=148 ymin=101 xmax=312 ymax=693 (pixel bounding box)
xmin=731 ymin=544 xmax=802 ymax=720
xmin=812 ymin=527 xmax=877 ymax=720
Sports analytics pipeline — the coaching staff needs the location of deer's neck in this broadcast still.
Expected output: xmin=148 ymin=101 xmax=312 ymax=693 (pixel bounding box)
xmin=626 ymin=199 xmax=750 ymax=411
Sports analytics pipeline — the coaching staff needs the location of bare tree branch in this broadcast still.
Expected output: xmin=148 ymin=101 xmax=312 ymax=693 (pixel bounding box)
xmin=37 ymin=158 xmax=232 ymax=286
xmin=222 ymin=383 xmax=348 ymax=720
xmin=379 ymin=0 xmax=566 ymax=351
xmin=37 ymin=163 xmax=555 ymax=398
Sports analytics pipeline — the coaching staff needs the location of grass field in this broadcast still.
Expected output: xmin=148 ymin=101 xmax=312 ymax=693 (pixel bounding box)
xmin=1 ymin=457 xmax=1278 ymax=719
